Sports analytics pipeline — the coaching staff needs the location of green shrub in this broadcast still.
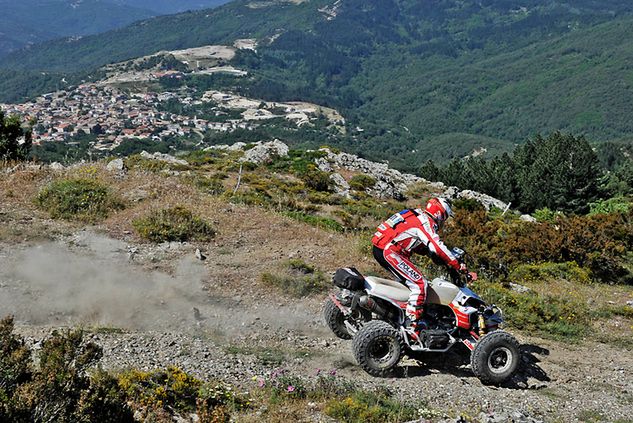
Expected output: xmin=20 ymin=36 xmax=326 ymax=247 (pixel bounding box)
xmin=194 ymin=176 xmax=226 ymax=195
xmin=133 ymin=206 xmax=216 ymax=243
xmin=342 ymin=198 xmax=406 ymax=221
xmin=0 ymin=325 xmax=134 ymax=423
xmin=118 ymin=366 xmax=202 ymax=411
xmin=589 ymin=197 xmax=633 ymax=216
xmin=36 ymin=178 xmax=124 ymax=222
xmin=444 ymin=208 xmax=633 ymax=283
xmin=260 ymin=259 xmax=329 ymax=297
xmin=266 ymin=150 xmax=331 ymax=192
xmin=405 ymin=181 xmax=434 ymax=199
xmin=197 ymin=381 xmax=250 ymax=422
xmin=349 ymin=174 xmax=376 ymax=191
xmin=75 ymin=370 xmax=134 ymax=423
xmin=0 ymin=112 xmax=32 ymax=162
xmin=333 ymin=209 xmax=362 ymax=229
xmin=532 ymin=207 xmax=564 ymax=223
xmin=124 ymin=155 xmax=170 ymax=172
xmin=451 ymin=198 xmax=485 ymax=212
xmin=300 ymin=166 xmax=331 ymax=192
xmin=182 ymin=149 xmax=224 ymax=166
xmin=267 ymin=149 xmax=327 ymax=175
xmin=0 ymin=316 xmax=31 ymax=406
xmin=325 ymin=390 xmax=418 ymax=423
xmin=0 ymin=320 xmax=251 ymax=422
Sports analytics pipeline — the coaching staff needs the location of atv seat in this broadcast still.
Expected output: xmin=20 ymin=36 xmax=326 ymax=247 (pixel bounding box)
xmin=365 ymin=276 xmax=411 ymax=302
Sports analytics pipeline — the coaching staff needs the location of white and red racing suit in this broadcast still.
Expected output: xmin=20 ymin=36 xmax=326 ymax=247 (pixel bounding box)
xmin=371 ymin=209 xmax=461 ymax=321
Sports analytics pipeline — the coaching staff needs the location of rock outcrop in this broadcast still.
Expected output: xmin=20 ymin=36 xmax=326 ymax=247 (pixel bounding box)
xmin=205 ymin=139 xmax=290 ymax=164
xmin=317 ymin=147 xmax=510 ymax=210
xmin=240 ymin=139 xmax=289 ymax=164
xmin=140 ymin=151 xmax=188 ymax=166
xmin=203 ymin=140 xmax=512 ymax=211
xmin=329 ymin=173 xmax=350 ymax=197
xmin=316 ymin=149 xmax=427 ymax=200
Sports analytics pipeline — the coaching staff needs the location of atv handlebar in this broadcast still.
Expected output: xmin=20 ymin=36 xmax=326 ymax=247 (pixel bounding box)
xmin=447 ymin=247 xmax=478 ymax=286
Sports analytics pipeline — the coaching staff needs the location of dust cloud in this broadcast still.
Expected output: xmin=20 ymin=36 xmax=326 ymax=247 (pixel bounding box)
xmin=0 ymin=232 xmax=322 ymax=334
xmin=1 ymin=241 xmax=205 ymax=330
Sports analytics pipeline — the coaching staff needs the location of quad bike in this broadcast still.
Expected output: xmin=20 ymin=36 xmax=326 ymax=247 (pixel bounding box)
xmin=323 ymin=248 xmax=520 ymax=385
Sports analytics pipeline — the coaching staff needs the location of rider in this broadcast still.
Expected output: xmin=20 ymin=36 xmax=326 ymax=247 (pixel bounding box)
xmin=371 ymin=197 xmax=468 ymax=332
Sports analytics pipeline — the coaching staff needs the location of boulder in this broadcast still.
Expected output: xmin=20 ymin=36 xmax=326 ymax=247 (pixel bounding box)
xmin=106 ymin=158 xmax=126 ymax=172
xmin=205 ymin=142 xmax=247 ymax=152
xmin=49 ymin=162 xmax=65 ymax=171
xmin=329 ymin=173 xmax=350 ymax=197
xmin=240 ymin=139 xmax=289 ymax=164
xmin=520 ymin=214 xmax=537 ymax=223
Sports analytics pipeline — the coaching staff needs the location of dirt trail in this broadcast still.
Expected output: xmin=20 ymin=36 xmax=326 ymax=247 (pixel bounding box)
xmin=2 ymin=232 xmax=632 ymax=422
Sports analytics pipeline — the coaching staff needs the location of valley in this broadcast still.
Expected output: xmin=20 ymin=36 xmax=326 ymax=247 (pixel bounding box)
xmin=4 ymin=0 xmax=633 ymax=166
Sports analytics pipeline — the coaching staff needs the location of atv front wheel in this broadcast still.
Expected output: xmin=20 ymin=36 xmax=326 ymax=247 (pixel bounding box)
xmin=323 ymin=298 xmax=352 ymax=340
xmin=470 ymin=331 xmax=520 ymax=385
xmin=352 ymin=320 xmax=402 ymax=377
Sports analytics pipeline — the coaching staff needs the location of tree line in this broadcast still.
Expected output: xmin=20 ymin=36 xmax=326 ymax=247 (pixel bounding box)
xmin=419 ymin=132 xmax=622 ymax=214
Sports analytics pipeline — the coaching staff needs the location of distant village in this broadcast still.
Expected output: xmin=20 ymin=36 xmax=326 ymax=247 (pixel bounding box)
xmin=0 ymin=82 xmax=343 ymax=151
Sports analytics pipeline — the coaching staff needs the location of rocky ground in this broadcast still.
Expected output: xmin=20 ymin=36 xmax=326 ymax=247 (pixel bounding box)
xmin=2 ymin=228 xmax=632 ymax=423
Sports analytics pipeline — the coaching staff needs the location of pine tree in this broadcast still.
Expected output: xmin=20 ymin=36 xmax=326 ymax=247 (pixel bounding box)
xmin=0 ymin=112 xmax=32 ymax=162
xmin=516 ymin=132 xmax=600 ymax=214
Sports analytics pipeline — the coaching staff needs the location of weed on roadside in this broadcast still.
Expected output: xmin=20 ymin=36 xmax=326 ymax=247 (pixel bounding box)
xmin=132 ymin=206 xmax=216 ymax=242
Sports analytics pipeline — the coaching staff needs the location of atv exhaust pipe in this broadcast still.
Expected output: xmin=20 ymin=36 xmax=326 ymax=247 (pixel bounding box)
xmin=359 ymin=295 xmax=387 ymax=318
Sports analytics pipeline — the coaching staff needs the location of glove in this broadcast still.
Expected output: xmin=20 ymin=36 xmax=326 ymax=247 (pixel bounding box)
xmin=459 ymin=263 xmax=468 ymax=274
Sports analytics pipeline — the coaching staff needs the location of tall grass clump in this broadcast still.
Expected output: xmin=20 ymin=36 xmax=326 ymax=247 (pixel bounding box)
xmin=133 ymin=206 xmax=216 ymax=243
xmin=36 ymin=178 xmax=124 ymax=222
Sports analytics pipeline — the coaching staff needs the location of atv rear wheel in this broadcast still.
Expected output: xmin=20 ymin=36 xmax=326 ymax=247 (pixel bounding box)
xmin=352 ymin=320 xmax=402 ymax=377
xmin=470 ymin=331 xmax=520 ymax=385
xmin=324 ymin=298 xmax=352 ymax=340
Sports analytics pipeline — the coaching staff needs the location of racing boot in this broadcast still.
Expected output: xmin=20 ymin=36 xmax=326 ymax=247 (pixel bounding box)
xmin=405 ymin=311 xmax=429 ymax=343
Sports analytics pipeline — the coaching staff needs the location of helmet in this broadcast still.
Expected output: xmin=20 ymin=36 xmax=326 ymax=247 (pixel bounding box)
xmin=425 ymin=197 xmax=453 ymax=224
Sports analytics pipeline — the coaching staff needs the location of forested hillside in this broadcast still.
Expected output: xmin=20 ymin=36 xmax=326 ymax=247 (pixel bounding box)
xmin=3 ymin=0 xmax=633 ymax=163
xmin=0 ymin=0 xmax=230 ymax=58
xmin=0 ymin=0 xmax=154 ymax=57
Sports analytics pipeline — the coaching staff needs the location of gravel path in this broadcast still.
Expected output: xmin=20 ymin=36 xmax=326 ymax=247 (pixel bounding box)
xmin=3 ymin=232 xmax=632 ymax=422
